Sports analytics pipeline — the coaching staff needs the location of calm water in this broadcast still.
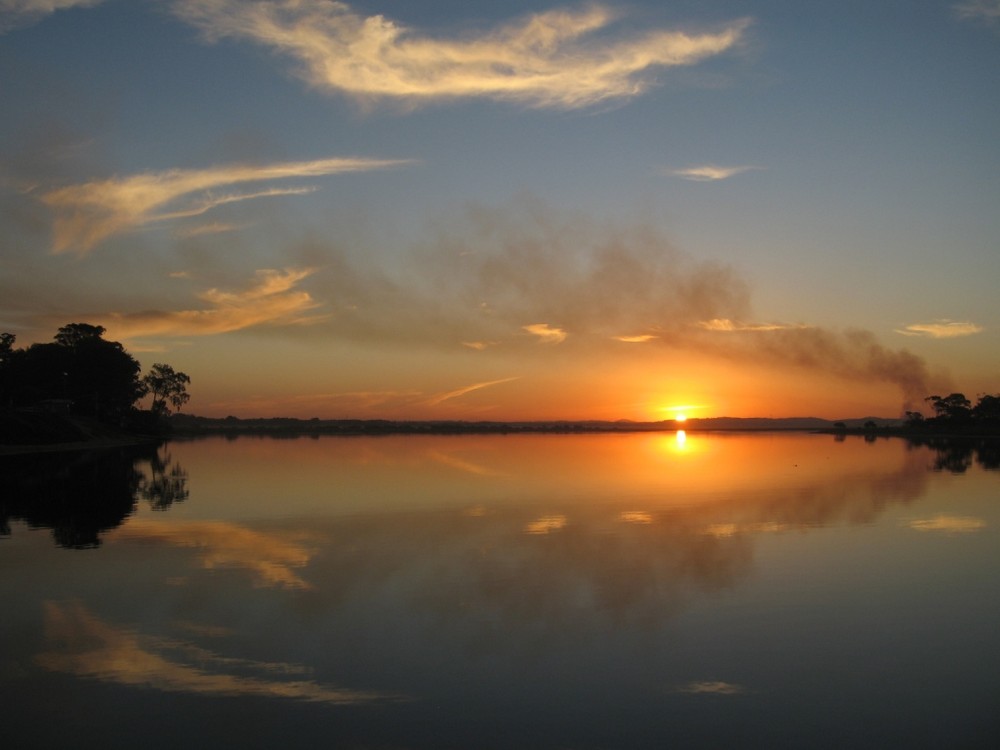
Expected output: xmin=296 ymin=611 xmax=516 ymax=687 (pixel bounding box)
xmin=2 ymin=432 xmax=998 ymax=749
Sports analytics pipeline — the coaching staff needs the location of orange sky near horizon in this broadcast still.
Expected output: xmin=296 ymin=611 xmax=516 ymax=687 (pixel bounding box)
xmin=155 ymin=333 xmax=915 ymax=422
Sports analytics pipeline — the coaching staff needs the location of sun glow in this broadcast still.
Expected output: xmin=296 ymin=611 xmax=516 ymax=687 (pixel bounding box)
xmin=658 ymin=403 xmax=705 ymax=422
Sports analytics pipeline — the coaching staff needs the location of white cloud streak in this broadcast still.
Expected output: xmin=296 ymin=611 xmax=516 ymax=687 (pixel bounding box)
xmin=40 ymin=156 xmax=411 ymax=253
xmin=669 ymin=165 xmax=760 ymax=182
xmin=895 ymin=320 xmax=984 ymax=338
xmin=172 ymin=1 xmax=750 ymax=109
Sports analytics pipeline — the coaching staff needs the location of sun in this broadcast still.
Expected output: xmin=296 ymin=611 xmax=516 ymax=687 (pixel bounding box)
xmin=657 ymin=402 xmax=707 ymax=422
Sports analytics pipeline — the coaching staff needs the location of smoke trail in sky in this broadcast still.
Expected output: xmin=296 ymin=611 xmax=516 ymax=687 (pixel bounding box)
xmin=386 ymin=201 xmax=945 ymax=410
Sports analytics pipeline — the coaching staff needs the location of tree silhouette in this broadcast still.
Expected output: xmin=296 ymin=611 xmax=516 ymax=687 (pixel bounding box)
xmin=0 ymin=446 xmax=155 ymax=548
xmin=54 ymin=322 xmax=108 ymax=348
xmin=2 ymin=324 xmax=145 ymax=420
xmin=907 ymin=391 xmax=999 ymax=436
xmin=1 ymin=324 xmax=192 ymax=436
xmin=973 ymin=394 xmax=1000 ymax=422
xmin=138 ymin=451 xmax=189 ymax=510
xmin=143 ymin=363 xmax=191 ymax=415
xmin=925 ymin=393 xmax=972 ymax=421
xmin=0 ymin=332 xmax=15 ymax=409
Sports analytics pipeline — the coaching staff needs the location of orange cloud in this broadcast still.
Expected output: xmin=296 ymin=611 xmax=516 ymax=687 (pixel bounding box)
xmin=40 ymin=155 xmax=410 ymax=253
xmin=100 ymin=268 xmax=324 ymax=340
xmin=174 ymin=1 xmax=750 ymax=108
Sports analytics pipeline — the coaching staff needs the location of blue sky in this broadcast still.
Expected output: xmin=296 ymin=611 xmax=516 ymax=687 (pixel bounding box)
xmin=1 ymin=0 xmax=998 ymax=419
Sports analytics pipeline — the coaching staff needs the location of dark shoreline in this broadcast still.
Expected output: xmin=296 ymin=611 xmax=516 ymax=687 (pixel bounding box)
xmin=0 ymin=435 xmax=161 ymax=457
xmin=4 ymin=411 xmax=998 ymax=456
xmin=166 ymin=413 xmax=903 ymax=438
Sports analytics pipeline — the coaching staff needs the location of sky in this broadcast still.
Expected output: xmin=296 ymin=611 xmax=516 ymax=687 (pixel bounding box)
xmin=1 ymin=0 xmax=998 ymax=421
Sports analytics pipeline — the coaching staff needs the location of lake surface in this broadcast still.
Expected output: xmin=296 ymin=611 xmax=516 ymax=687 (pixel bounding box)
xmin=2 ymin=432 xmax=998 ymax=748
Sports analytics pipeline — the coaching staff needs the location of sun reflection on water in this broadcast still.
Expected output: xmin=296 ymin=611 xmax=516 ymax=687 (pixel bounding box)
xmin=655 ymin=429 xmax=692 ymax=457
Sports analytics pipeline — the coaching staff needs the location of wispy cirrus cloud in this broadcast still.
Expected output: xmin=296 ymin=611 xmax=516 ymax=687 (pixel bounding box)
xmin=100 ymin=267 xmax=324 ymax=341
xmin=39 ymin=155 xmax=410 ymax=253
xmin=173 ymin=1 xmax=750 ymax=109
xmin=895 ymin=320 xmax=983 ymax=338
xmin=0 ymin=0 xmax=103 ymax=33
xmin=669 ymin=165 xmax=760 ymax=182
xmin=423 ymin=377 xmax=519 ymax=407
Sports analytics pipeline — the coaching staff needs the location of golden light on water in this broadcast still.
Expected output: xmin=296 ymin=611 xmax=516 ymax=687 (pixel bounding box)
xmin=656 ymin=430 xmax=697 ymax=456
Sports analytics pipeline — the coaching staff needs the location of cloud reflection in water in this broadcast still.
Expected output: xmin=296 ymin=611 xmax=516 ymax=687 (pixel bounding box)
xmin=36 ymin=601 xmax=401 ymax=705
xmin=111 ymin=518 xmax=319 ymax=589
